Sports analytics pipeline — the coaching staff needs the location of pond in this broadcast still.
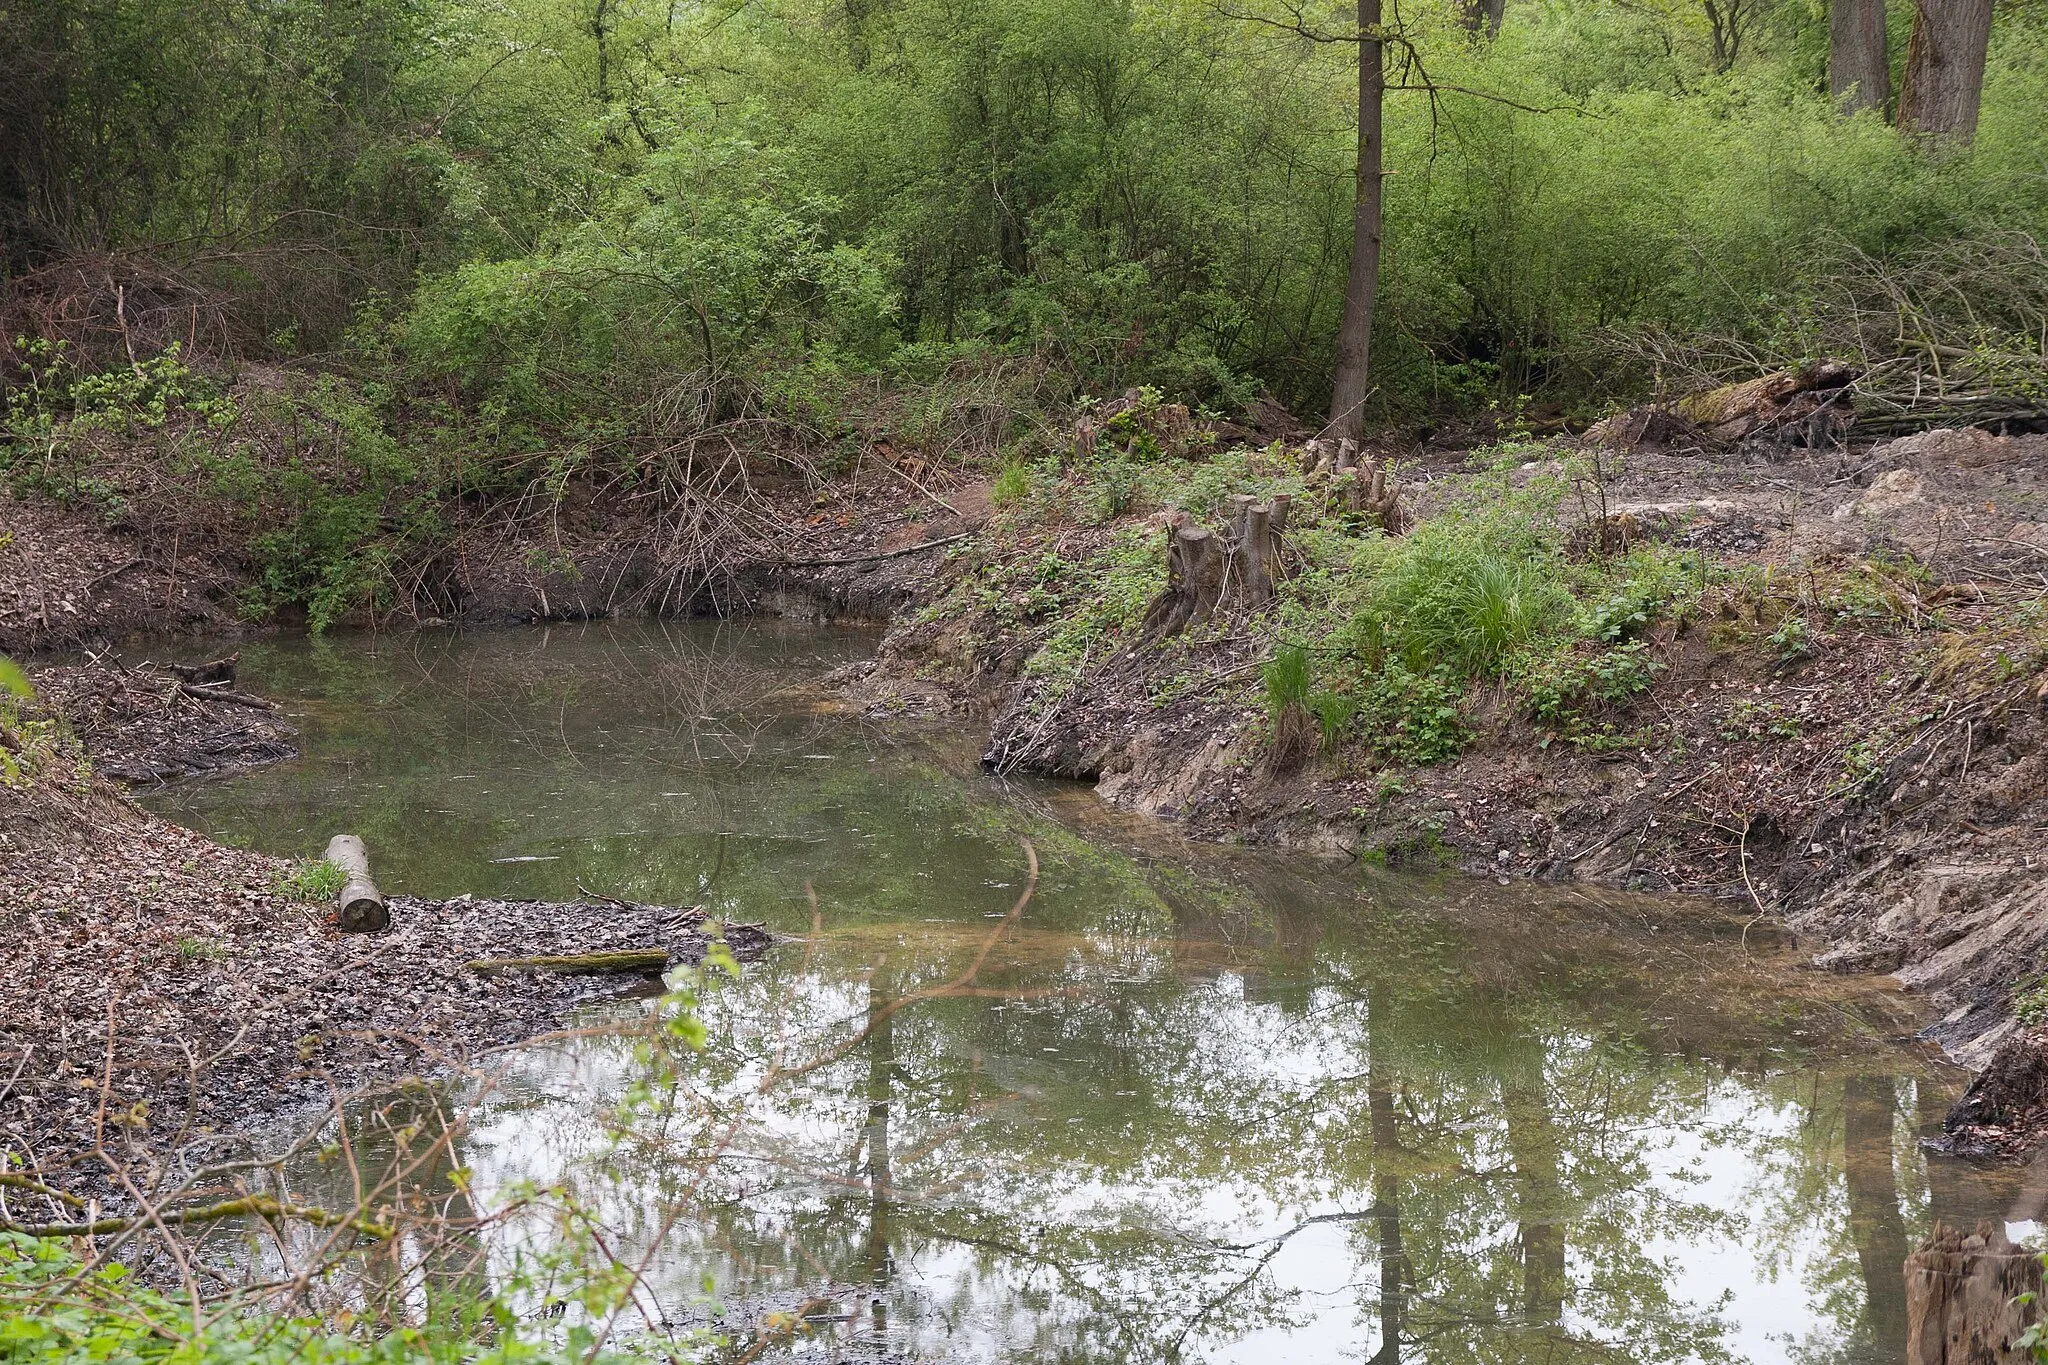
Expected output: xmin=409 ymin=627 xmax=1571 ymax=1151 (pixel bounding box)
xmin=140 ymin=620 xmax=2021 ymax=1364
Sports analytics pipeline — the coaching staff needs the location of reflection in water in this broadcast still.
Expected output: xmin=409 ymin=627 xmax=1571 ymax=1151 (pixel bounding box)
xmin=137 ymin=621 xmax=2022 ymax=1364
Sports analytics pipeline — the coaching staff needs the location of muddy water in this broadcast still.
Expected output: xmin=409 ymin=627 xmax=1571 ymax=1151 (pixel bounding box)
xmin=142 ymin=621 xmax=2021 ymax=1364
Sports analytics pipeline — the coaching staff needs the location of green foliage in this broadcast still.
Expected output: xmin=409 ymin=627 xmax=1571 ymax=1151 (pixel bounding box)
xmin=275 ymin=858 xmax=348 ymax=902
xmin=1348 ymin=512 xmax=1576 ymax=677
xmin=1023 ymin=529 xmax=1168 ymax=687
xmin=174 ymin=935 xmax=226 ymax=962
xmin=1260 ymin=645 xmax=1312 ymax=717
xmin=0 ymin=1232 xmax=583 ymax=1364
xmin=991 ymin=459 xmax=1032 ymax=508
xmin=1524 ymin=642 xmax=1664 ymax=727
xmin=0 ymin=658 xmax=31 ymax=701
xmin=1350 ymin=661 xmax=1470 ymax=766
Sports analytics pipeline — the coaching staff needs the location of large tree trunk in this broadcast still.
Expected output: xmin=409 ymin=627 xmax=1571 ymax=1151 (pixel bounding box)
xmin=1831 ymin=0 xmax=1891 ymax=113
xmin=1458 ymin=0 xmax=1505 ymax=36
xmin=1905 ymin=1222 xmax=2042 ymax=1364
xmin=1896 ymin=0 xmax=1994 ymax=145
xmin=1327 ymin=0 xmax=1385 ymax=445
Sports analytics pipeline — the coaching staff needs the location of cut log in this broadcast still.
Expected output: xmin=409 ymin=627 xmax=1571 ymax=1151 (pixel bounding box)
xmin=1589 ymin=362 xmax=1859 ymax=451
xmin=466 ymin=949 xmax=670 ymax=976
xmin=1905 ymin=1221 xmax=2043 ymax=1365
xmin=324 ymin=834 xmax=390 ymax=933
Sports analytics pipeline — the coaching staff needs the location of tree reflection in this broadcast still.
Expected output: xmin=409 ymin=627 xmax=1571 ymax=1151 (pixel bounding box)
xmin=219 ymin=621 xmax=1973 ymax=1363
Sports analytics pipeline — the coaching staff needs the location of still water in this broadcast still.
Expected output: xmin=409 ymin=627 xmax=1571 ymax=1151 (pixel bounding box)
xmin=141 ymin=620 xmax=2023 ymax=1364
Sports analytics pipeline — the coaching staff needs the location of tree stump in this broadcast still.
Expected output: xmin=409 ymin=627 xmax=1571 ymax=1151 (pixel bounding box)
xmin=1140 ymin=496 xmax=1293 ymax=642
xmin=1905 ymin=1221 xmax=2043 ymax=1365
xmin=1141 ymin=525 xmax=1229 ymax=642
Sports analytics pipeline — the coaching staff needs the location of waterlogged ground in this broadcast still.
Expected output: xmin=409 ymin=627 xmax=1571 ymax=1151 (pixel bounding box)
xmin=143 ymin=621 xmax=2027 ymax=1365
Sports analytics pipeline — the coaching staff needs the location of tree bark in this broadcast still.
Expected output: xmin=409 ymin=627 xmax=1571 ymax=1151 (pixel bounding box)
xmin=1141 ymin=525 xmax=1228 ymax=642
xmin=1458 ymin=0 xmax=1505 ymax=36
xmin=1896 ymin=0 xmax=1994 ymax=146
xmin=324 ymin=833 xmax=389 ymax=933
xmin=1831 ymin=0 xmax=1891 ymax=113
xmin=1327 ymin=0 xmax=1385 ymax=445
xmin=1905 ymin=1221 xmax=2042 ymax=1364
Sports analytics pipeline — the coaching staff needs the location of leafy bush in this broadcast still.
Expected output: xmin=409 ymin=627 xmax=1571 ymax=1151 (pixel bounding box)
xmin=0 ymin=1231 xmax=583 ymax=1364
xmin=1352 ymin=662 xmax=1470 ymax=766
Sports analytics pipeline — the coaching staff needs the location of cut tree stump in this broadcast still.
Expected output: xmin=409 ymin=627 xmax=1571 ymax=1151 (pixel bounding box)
xmin=1140 ymin=494 xmax=1294 ymax=642
xmin=1905 ymin=1221 xmax=2043 ymax=1365
xmin=324 ymin=834 xmax=390 ymax=933
xmin=1141 ymin=525 xmax=1229 ymax=642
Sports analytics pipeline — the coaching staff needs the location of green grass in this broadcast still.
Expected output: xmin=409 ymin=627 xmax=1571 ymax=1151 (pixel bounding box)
xmin=274 ymin=858 xmax=347 ymax=902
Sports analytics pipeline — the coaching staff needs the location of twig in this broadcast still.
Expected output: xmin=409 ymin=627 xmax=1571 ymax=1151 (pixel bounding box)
xmin=2 ymin=1194 xmax=394 ymax=1239
xmin=779 ymin=530 xmax=976 ymax=568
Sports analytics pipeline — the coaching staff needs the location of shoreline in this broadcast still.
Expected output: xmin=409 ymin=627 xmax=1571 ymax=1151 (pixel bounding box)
xmin=9 ymin=414 xmax=2048 ymax=1160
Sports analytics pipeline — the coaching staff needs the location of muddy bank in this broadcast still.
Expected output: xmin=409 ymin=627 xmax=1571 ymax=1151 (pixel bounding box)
xmin=0 ymin=447 xmax=994 ymax=654
xmin=32 ymin=653 xmax=299 ymax=781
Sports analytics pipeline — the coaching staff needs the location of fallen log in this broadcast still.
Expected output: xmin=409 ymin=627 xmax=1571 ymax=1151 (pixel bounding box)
xmin=1587 ymin=361 xmax=1858 ymax=451
xmin=324 ymin=834 xmax=390 ymax=933
xmin=466 ymin=949 xmax=671 ymax=976
xmin=178 ymin=681 xmax=276 ymax=711
xmin=166 ymin=654 xmax=238 ymax=687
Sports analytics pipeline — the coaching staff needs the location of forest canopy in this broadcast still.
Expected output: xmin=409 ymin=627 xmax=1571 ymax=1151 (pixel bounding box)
xmin=4 ymin=0 xmax=2044 ymax=430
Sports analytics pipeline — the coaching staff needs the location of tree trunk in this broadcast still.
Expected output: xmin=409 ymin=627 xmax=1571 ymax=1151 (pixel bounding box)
xmin=1844 ymin=1076 xmax=1911 ymax=1356
xmin=1327 ymin=0 xmax=1385 ymax=445
xmin=1831 ymin=0 xmax=1891 ymax=113
xmin=1905 ymin=1222 xmax=2042 ymax=1364
xmin=1141 ymin=502 xmax=1291 ymax=642
xmin=1368 ymin=997 xmax=1405 ymax=1365
xmin=1896 ymin=0 xmax=1994 ymax=145
xmin=1502 ymin=1071 xmax=1568 ymax=1327
xmin=1141 ymin=525 xmax=1228 ymax=642
xmin=1458 ymin=0 xmax=1505 ymax=35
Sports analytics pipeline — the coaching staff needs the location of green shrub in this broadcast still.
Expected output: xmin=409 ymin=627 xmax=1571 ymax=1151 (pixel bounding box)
xmin=0 ymin=1231 xmax=575 ymax=1364
xmin=1352 ymin=517 xmax=1575 ymax=677
xmin=1354 ymin=661 xmax=1469 ymax=765
xmin=992 ymin=459 xmax=1032 ymax=507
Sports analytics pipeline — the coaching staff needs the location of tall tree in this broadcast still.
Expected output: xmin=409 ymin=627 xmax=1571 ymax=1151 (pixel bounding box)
xmin=1830 ymin=0 xmax=1891 ymax=112
xmin=1459 ymin=0 xmax=1506 ymax=37
xmin=1327 ymin=0 xmax=1386 ymax=444
xmin=1896 ymin=0 xmax=1995 ymax=143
